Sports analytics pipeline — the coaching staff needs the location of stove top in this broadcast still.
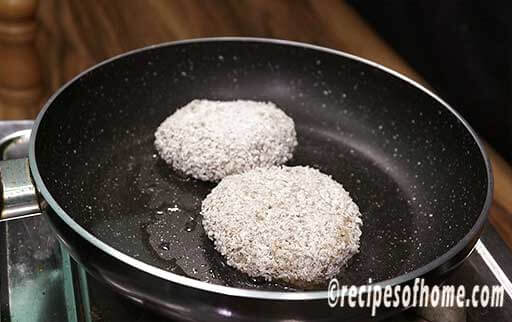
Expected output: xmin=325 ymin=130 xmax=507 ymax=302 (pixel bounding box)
xmin=0 ymin=120 xmax=510 ymax=322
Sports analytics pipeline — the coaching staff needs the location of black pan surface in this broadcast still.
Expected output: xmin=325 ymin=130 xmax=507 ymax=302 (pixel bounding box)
xmin=34 ymin=40 xmax=489 ymax=291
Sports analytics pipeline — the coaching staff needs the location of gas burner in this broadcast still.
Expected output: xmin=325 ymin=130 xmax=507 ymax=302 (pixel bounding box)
xmin=0 ymin=121 xmax=510 ymax=321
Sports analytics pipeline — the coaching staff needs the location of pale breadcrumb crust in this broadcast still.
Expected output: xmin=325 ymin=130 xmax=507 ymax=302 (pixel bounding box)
xmin=201 ymin=166 xmax=362 ymax=286
xmin=154 ymin=99 xmax=297 ymax=182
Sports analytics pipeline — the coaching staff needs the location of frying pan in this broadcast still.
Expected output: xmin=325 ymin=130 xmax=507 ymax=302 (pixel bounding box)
xmin=0 ymin=38 xmax=491 ymax=321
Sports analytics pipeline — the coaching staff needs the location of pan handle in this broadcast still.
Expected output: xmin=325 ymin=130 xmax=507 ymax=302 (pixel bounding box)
xmin=0 ymin=158 xmax=41 ymax=221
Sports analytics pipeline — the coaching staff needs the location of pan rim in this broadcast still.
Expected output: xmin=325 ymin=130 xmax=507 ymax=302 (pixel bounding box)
xmin=28 ymin=37 xmax=493 ymax=301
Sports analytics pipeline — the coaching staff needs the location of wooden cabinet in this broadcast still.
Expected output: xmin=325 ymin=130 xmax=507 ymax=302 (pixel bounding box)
xmin=0 ymin=0 xmax=41 ymax=118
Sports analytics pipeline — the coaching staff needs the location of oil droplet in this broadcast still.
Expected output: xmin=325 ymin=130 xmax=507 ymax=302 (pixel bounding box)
xmin=159 ymin=242 xmax=170 ymax=251
xmin=167 ymin=206 xmax=180 ymax=213
xmin=184 ymin=218 xmax=197 ymax=232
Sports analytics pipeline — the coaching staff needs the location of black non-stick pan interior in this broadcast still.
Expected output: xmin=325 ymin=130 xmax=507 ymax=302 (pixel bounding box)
xmin=34 ymin=40 xmax=489 ymax=290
